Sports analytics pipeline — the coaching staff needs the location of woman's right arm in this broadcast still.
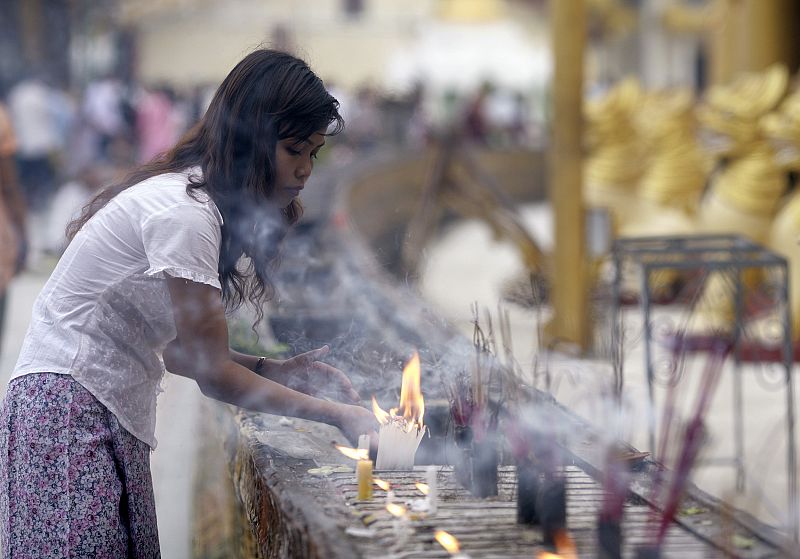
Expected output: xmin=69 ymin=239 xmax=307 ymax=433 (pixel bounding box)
xmin=163 ymin=276 xmax=376 ymax=443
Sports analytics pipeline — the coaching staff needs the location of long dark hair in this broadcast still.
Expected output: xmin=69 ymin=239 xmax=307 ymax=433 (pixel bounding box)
xmin=67 ymin=49 xmax=344 ymax=322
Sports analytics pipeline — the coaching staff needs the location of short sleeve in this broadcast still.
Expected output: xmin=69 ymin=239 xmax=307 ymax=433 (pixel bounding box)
xmin=141 ymin=202 xmax=222 ymax=290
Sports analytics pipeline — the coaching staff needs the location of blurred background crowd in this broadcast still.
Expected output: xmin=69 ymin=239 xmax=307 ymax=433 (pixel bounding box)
xmin=0 ymin=71 xmax=545 ymax=259
xmin=0 ymin=0 xmax=562 ymax=269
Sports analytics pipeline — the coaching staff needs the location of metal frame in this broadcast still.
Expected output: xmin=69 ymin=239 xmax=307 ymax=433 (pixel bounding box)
xmin=609 ymin=234 xmax=798 ymax=541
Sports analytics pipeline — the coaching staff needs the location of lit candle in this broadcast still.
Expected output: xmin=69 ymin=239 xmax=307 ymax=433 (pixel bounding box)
xmin=386 ymin=502 xmax=409 ymax=547
xmin=426 ymin=465 xmax=438 ymax=514
xmin=434 ymin=530 xmax=471 ymax=558
xmin=357 ymin=459 xmax=373 ymax=501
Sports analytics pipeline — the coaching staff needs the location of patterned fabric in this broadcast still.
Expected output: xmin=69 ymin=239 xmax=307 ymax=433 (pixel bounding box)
xmin=0 ymin=373 xmax=160 ymax=558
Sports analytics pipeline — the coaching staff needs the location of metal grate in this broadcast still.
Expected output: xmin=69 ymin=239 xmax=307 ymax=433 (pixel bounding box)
xmin=329 ymin=466 xmax=722 ymax=558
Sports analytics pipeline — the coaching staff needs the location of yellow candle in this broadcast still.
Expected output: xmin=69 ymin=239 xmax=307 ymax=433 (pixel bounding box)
xmin=357 ymin=459 xmax=373 ymax=500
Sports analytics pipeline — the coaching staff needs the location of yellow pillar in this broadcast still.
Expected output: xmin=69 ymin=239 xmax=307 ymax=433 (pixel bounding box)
xmin=709 ymin=0 xmax=740 ymax=85
xmin=738 ymin=0 xmax=800 ymax=73
xmin=547 ymin=0 xmax=589 ymax=350
xmin=710 ymin=0 xmax=800 ymax=84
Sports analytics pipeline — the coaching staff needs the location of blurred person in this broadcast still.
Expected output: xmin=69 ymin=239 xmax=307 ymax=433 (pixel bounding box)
xmin=0 ymin=49 xmax=377 ymax=557
xmin=43 ymin=165 xmax=115 ymax=255
xmin=189 ymin=83 xmax=218 ymax=124
xmin=0 ymin=96 xmax=27 ymax=354
xmin=403 ymin=82 xmax=430 ymax=147
xmin=82 ymin=75 xmax=127 ymax=162
xmin=6 ymin=75 xmax=65 ymax=212
xmin=345 ymin=85 xmax=381 ymax=150
xmin=485 ymin=88 xmax=528 ymax=148
xmin=136 ymin=85 xmax=182 ymax=163
xmin=464 ymin=82 xmax=492 ymax=144
xmin=508 ymin=91 xmax=532 ymax=146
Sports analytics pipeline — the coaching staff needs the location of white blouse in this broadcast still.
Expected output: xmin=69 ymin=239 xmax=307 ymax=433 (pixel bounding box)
xmin=12 ymin=168 xmax=223 ymax=448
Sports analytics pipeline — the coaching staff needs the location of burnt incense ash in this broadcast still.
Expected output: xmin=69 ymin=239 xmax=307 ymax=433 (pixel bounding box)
xmin=373 ymin=351 xmax=427 ymax=470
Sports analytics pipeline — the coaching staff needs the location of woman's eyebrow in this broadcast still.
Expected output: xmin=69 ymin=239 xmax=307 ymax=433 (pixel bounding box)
xmin=304 ymin=138 xmax=326 ymax=149
xmin=287 ymin=138 xmax=326 ymax=149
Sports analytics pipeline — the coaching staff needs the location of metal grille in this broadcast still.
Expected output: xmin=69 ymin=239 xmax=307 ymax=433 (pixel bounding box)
xmin=328 ymin=466 xmax=722 ymax=558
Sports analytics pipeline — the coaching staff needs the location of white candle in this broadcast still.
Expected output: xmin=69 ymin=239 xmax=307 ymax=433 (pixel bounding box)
xmin=375 ymin=420 xmax=426 ymax=470
xmin=426 ymin=465 xmax=438 ymax=514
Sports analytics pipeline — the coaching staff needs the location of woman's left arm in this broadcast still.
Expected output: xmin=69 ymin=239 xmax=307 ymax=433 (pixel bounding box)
xmin=229 ymin=346 xmax=361 ymax=404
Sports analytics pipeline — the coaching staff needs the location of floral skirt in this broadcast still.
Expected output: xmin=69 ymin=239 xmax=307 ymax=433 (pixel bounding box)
xmin=0 ymin=373 xmax=160 ymax=558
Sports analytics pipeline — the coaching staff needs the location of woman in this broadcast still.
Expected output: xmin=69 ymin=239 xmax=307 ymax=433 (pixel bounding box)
xmin=0 ymin=49 xmax=377 ymax=557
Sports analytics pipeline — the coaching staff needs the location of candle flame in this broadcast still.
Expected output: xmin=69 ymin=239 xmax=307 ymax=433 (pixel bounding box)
xmin=386 ymin=502 xmax=407 ymax=517
xmin=372 ymin=396 xmax=391 ymax=425
xmin=537 ymin=530 xmax=577 ymax=559
xmin=554 ymin=529 xmax=577 ymax=558
xmin=434 ymin=530 xmax=460 ymax=553
xmin=398 ymin=352 xmax=424 ymax=428
xmin=334 ymin=444 xmax=369 ymax=461
xmin=371 ymin=352 xmax=426 ymax=432
xmin=374 ymin=478 xmax=390 ymax=491
xmin=415 ymin=482 xmax=429 ymax=495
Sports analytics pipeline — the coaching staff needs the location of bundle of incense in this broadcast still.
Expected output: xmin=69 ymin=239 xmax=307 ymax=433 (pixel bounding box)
xmin=375 ymin=416 xmax=426 ymax=470
xmin=650 ymin=342 xmax=729 ymax=548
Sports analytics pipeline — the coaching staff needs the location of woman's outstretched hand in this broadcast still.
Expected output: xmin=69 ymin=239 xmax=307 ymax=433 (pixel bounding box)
xmin=336 ymin=403 xmax=380 ymax=449
xmin=277 ymin=345 xmax=361 ymax=404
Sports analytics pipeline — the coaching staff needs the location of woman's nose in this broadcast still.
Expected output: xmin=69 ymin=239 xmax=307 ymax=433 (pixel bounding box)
xmin=296 ymin=159 xmax=312 ymax=180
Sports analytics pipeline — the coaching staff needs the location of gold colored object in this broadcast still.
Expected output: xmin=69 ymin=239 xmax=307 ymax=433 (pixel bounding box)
xmin=437 ymin=0 xmax=504 ymax=22
xmin=636 ymin=89 xmax=710 ymax=215
xmin=584 ymin=78 xmax=646 ymax=233
xmin=691 ymin=65 xmax=790 ymax=333
xmin=587 ymin=0 xmax=636 ymax=37
xmin=357 ymin=459 xmax=373 ymax=501
xmin=547 ymin=0 xmax=589 ymax=350
xmin=761 ymin=87 xmax=800 ymax=171
xmin=698 ymin=64 xmax=790 ymax=157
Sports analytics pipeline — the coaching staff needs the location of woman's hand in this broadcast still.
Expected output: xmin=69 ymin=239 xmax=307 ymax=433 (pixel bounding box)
xmin=335 ymin=403 xmax=379 ymax=448
xmin=276 ymin=346 xmax=361 ymax=404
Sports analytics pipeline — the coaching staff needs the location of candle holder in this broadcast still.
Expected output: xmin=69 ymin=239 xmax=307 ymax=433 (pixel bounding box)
xmin=470 ymin=435 xmax=498 ymax=498
xmin=453 ymin=424 xmax=473 ymax=491
xmin=516 ymin=458 xmax=540 ymax=525
xmin=537 ymin=477 xmax=566 ymax=548
xmin=596 ymin=517 xmax=622 ymax=559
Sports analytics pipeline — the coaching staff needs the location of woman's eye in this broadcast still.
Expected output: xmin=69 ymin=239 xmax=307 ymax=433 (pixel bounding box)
xmin=286 ymin=147 xmax=301 ymax=156
xmin=311 ymin=152 xmax=319 ymax=160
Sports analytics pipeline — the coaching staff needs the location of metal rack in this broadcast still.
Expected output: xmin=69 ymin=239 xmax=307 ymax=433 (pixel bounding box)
xmin=609 ymin=234 xmax=798 ymax=541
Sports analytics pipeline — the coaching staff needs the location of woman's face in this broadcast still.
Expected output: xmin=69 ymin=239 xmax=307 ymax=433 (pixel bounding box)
xmin=271 ymin=128 xmax=327 ymax=208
